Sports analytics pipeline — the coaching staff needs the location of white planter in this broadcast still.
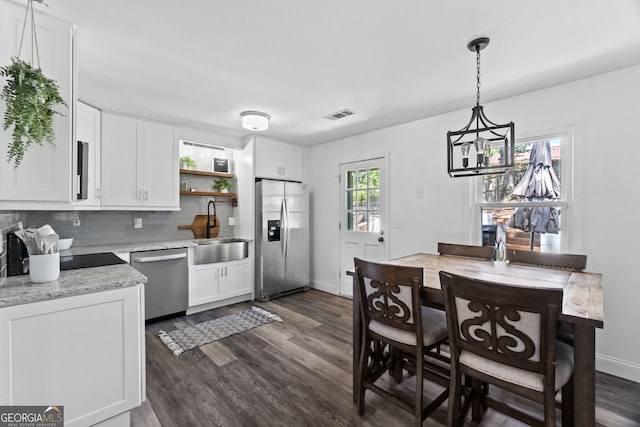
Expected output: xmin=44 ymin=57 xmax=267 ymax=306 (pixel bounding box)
xmin=29 ymin=253 xmax=60 ymax=283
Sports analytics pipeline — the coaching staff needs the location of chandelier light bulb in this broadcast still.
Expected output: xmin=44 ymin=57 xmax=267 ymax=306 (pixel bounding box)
xmin=461 ymin=142 xmax=472 ymax=168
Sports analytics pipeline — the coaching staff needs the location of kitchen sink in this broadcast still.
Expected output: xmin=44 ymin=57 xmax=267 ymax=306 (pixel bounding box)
xmin=192 ymin=238 xmax=248 ymax=264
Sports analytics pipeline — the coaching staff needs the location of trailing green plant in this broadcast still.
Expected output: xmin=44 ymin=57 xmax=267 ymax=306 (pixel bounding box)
xmin=180 ymin=156 xmax=197 ymax=169
xmin=211 ymin=178 xmax=232 ymax=192
xmin=1 ymin=57 xmax=67 ymax=167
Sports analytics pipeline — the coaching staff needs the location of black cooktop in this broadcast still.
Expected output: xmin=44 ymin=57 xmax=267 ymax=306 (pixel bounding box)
xmin=60 ymin=252 xmax=126 ymax=271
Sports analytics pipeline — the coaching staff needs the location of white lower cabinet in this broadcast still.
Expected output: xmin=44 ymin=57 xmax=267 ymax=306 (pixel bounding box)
xmin=0 ymin=285 xmax=145 ymax=427
xmin=189 ymin=258 xmax=251 ymax=308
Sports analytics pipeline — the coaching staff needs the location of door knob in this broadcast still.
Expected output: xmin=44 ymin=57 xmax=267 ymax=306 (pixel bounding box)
xmin=378 ymin=237 xmax=384 ymax=242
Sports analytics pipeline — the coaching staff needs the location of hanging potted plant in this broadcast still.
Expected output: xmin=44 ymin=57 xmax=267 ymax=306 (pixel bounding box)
xmin=0 ymin=0 xmax=67 ymax=168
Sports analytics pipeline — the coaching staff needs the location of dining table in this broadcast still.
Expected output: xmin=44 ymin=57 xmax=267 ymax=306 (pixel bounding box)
xmin=350 ymin=252 xmax=604 ymax=426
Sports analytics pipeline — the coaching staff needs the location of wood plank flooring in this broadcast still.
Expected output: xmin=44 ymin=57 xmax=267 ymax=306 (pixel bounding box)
xmin=131 ymin=289 xmax=640 ymax=427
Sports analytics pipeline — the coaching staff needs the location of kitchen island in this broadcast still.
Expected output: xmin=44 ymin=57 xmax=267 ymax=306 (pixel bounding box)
xmin=0 ymin=263 xmax=147 ymax=427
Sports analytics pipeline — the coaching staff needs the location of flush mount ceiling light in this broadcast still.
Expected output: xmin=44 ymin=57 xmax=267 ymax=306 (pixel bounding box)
xmin=446 ymin=37 xmax=514 ymax=178
xmin=240 ymin=111 xmax=270 ymax=131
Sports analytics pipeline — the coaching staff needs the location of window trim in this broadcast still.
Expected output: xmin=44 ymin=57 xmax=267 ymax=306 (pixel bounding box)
xmin=471 ymin=124 xmax=576 ymax=253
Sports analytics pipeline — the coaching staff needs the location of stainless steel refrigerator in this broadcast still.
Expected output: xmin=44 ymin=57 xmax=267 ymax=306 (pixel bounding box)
xmin=255 ymin=179 xmax=309 ymax=301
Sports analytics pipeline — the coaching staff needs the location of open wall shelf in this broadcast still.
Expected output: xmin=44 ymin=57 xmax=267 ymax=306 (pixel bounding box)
xmin=179 ymin=169 xmax=235 ymax=178
xmin=179 ymin=169 xmax=238 ymax=205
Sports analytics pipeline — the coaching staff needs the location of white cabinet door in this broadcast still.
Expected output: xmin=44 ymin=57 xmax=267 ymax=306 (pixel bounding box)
xmin=190 ymin=263 xmax=221 ymax=306
xmin=189 ymin=259 xmax=251 ymax=308
xmin=280 ymin=142 xmax=302 ymax=181
xmin=75 ymin=101 xmax=101 ymax=208
xmin=101 ymin=113 xmax=178 ymax=209
xmin=0 ymin=285 xmax=145 ymax=427
xmin=101 ymin=113 xmax=143 ymax=207
xmin=142 ymin=122 xmax=178 ymax=208
xmin=219 ymin=259 xmax=251 ymax=298
xmin=0 ymin=1 xmax=73 ymax=203
xmin=254 ymin=136 xmax=284 ymax=179
xmin=254 ymin=136 xmax=302 ymax=181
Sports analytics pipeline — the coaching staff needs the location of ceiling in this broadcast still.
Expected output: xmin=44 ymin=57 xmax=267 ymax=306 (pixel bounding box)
xmin=43 ymin=0 xmax=640 ymax=146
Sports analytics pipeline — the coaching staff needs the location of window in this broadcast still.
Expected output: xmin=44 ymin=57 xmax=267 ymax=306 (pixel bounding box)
xmin=345 ymin=167 xmax=380 ymax=232
xmin=477 ymin=134 xmax=568 ymax=253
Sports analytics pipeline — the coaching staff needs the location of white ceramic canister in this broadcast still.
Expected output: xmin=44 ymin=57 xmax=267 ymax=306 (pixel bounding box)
xmin=29 ymin=252 xmax=60 ymax=283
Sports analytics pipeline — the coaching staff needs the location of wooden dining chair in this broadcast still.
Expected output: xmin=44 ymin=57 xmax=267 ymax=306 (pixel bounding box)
xmin=505 ymin=249 xmax=587 ymax=348
xmin=505 ymin=249 xmax=587 ymax=272
xmin=439 ymin=271 xmax=574 ymax=427
xmin=438 ymin=242 xmax=495 ymax=260
xmin=354 ymin=258 xmax=449 ymax=427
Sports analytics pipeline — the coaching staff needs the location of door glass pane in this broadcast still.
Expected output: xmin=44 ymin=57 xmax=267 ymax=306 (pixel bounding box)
xmin=357 ymin=170 xmax=367 ymax=189
xmin=369 ymin=189 xmax=380 ymax=210
xmin=347 ymin=190 xmax=355 ymax=210
xmin=356 ymin=212 xmax=368 ymax=231
xmin=356 ymin=191 xmax=366 ymax=208
xmin=347 ymin=171 xmax=356 ymax=189
xmin=369 ymin=168 xmax=379 ymax=189
xmin=369 ymin=213 xmax=380 ymax=232
xmin=347 ymin=212 xmax=354 ymax=231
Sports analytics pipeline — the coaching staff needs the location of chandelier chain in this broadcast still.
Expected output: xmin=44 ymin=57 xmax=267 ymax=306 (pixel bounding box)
xmin=476 ymin=46 xmax=481 ymax=107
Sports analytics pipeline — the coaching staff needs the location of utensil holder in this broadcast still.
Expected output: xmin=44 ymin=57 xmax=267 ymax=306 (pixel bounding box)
xmin=29 ymin=252 xmax=60 ymax=283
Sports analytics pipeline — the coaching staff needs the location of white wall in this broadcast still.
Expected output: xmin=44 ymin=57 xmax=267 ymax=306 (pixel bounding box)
xmin=307 ymin=64 xmax=640 ymax=382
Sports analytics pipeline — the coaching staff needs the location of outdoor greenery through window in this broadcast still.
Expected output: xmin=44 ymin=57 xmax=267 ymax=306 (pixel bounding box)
xmin=480 ymin=136 xmax=564 ymax=253
xmin=346 ymin=167 xmax=380 ymax=232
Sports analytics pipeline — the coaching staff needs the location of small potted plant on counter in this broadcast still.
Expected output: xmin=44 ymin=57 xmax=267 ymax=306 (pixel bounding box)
xmin=211 ymin=178 xmax=232 ymax=193
xmin=180 ymin=156 xmax=197 ymax=170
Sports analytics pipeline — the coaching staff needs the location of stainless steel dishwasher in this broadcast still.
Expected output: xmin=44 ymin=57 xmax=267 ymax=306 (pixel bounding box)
xmin=130 ymin=248 xmax=188 ymax=320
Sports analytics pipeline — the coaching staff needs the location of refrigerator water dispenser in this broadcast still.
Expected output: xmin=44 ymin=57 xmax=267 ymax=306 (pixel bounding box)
xmin=267 ymin=220 xmax=281 ymax=242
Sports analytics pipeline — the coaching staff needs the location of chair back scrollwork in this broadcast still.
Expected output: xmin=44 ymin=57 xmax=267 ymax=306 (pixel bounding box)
xmin=440 ymin=272 xmax=562 ymax=374
xmin=355 ymin=258 xmax=422 ymax=334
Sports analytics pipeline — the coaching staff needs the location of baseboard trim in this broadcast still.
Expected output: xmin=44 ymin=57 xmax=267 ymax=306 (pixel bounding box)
xmin=309 ymin=280 xmax=338 ymax=295
xmin=597 ymin=352 xmax=640 ymax=383
xmin=186 ymin=293 xmax=252 ymax=315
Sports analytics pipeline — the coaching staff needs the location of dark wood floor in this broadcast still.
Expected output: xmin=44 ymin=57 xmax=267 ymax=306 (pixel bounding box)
xmin=131 ymin=289 xmax=640 ymax=427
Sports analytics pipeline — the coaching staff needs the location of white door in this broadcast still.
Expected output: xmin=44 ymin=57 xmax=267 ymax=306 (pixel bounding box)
xmin=339 ymin=157 xmax=389 ymax=297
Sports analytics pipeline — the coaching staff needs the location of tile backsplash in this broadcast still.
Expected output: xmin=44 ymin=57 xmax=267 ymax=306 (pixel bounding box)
xmin=0 ymin=211 xmax=26 ymax=285
xmin=20 ymin=196 xmax=234 ymax=247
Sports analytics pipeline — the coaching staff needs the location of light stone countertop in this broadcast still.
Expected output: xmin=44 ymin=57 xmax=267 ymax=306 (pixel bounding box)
xmin=64 ymin=237 xmax=253 ymax=256
xmin=64 ymin=239 xmax=195 ymax=256
xmin=0 ymin=263 xmax=147 ymax=309
xmin=0 ymin=237 xmax=253 ymax=309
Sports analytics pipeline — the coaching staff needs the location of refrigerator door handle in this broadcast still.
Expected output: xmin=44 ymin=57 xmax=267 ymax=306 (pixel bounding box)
xmin=283 ymin=198 xmax=289 ymax=258
xmin=280 ymin=198 xmax=286 ymax=257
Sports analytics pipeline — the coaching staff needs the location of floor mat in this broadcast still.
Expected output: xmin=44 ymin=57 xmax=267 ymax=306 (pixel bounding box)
xmin=158 ymin=306 xmax=282 ymax=355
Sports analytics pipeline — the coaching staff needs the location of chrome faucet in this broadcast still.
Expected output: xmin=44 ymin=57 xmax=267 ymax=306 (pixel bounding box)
xmin=206 ymin=200 xmax=217 ymax=238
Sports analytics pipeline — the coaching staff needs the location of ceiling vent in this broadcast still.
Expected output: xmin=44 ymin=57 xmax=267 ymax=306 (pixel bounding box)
xmin=323 ymin=109 xmax=356 ymax=121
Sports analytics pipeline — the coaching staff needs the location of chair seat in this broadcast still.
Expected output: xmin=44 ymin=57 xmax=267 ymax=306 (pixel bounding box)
xmin=369 ymin=307 xmax=447 ymax=347
xmin=460 ymin=340 xmax=574 ymax=392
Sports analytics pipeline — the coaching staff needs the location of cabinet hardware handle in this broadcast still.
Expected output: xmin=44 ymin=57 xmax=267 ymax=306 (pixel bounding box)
xmin=144 ymin=190 xmax=149 ymax=200
xmin=137 ymin=190 xmax=142 ymax=200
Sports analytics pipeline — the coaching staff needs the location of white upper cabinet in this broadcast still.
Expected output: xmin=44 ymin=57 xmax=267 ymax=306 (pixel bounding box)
xmin=0 ymin=1 xmax=74 ymax=205
xmin=101 ymin=113 xmax=179 ymax=210
xmin=74 ymin=101 xmax=101 ymax=209
xmin=253 ymin=136 xmax=302 ymax=181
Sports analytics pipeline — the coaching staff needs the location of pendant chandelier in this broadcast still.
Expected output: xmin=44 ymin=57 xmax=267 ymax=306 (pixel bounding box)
xmin=447 ymin=37 xmax=514 ymax=177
